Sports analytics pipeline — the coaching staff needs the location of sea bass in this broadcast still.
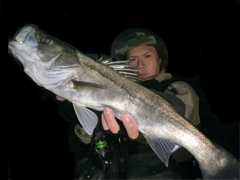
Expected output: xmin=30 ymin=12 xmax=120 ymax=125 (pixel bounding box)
xmin=8 ymin=24 xmax=239 ymax=179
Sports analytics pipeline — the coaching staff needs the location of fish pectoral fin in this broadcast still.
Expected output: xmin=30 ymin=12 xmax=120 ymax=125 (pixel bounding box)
xmin=73 ymin=103 xmax=98 ymax=136
xmin=72 ymin=79 xmax=106 ymax=90
xmin=144 ymin=135 xmax=181 ymax=167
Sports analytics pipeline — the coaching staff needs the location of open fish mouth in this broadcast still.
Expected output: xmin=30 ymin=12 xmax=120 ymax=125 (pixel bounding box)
xmin=8 ymin=25 xmax=39 ymax=63
xmin=14 ymin=24 xmax=37 ymax=44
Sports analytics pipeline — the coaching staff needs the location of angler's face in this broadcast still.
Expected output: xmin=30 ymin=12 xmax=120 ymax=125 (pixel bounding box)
xmin=126 ymin=46 xmax=161 ymax=80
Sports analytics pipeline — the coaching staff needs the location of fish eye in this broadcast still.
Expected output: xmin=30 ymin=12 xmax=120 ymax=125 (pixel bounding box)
xmin=40 ymin=37 xmax=52 ymax=44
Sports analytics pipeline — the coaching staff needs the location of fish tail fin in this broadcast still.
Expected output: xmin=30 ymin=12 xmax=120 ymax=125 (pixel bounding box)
xmin=201 ymin=150 xmax=240 ymax=180
xmin=204 ymin=160 xmax=239 ymax=180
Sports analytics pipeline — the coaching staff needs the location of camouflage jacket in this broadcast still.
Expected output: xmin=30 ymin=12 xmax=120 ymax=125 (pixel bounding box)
xmin=141 ymin=70 xmax=201 ymax=126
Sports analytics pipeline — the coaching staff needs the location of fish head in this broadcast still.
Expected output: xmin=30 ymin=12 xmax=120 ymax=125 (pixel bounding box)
xmin=8 ymin=24 xmax=63 ymax=68
xmin=8 ymin=24 xmax=81 ymax=89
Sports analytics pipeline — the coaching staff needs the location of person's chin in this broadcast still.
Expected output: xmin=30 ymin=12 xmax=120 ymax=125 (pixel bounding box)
xmin=137 ymin=74 xmax=147 ymax=80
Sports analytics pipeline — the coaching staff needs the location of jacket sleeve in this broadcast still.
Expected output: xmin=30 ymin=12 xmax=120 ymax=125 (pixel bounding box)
xmin=164 ymin=81 xmax=201 ymax=126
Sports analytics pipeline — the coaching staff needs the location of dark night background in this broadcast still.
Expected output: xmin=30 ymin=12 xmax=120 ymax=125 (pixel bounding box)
xmin=4 ymin=1 xmax=240 ymax=179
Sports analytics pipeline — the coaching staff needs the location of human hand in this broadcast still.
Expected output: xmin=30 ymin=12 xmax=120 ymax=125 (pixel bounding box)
xmin=101 ymin=107 xmax=139 ymax=139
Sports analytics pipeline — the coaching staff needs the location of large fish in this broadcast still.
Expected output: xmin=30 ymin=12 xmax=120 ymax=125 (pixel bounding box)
xmin=8 ymin=24 xmax=239 ymax=179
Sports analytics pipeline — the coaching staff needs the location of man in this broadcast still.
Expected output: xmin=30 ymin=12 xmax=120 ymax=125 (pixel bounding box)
xmin=102 ymin=28 xmax=200 ymax=153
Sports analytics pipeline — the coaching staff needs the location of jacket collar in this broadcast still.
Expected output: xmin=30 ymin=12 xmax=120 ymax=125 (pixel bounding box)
xmin=140 ymin=70 xmax=172 ymax=83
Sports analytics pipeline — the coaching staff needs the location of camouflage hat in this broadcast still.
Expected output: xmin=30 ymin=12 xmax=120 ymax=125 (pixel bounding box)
xmin=111 ymin=28 xmax=168 ymax=71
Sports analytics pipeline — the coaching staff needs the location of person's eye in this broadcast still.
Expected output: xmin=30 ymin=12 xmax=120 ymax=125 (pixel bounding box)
xmin=129 ymin=58 xmax=136 ymax=62
xmin=145 ymin=54 xmax=152 ymax=58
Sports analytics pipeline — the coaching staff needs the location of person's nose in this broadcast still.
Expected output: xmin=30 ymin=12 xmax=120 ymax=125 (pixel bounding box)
xmin=136 ymin=58 xmax=144 ymax=69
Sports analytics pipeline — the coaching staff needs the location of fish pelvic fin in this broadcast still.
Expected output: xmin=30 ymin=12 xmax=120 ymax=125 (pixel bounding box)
xmin=73 ymin=104 xmax=98 ymax=135
xmin=144 ymin=135 xmax=181 ymax=167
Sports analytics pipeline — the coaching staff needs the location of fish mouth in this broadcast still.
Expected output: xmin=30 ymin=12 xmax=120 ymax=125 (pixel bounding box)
xmin=13 ymin=24 xmax=37 ymax=44
xmin=8 ymin=24 xmax=40 ymax=63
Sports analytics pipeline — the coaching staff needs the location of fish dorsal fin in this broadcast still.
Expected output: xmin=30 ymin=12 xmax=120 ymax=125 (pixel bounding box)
xmin=72 ymin=103 xmax=98 ymax=135
xmin=144 ymin=134 xmax=181 ymax=167
xmin=98 ymin=58 xmax=139 ymax=82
